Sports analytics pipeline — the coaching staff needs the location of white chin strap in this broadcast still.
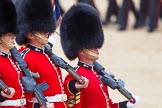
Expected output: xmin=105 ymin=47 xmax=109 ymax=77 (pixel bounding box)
xmin=34 ymin=32 xmax=48 ymax=41
xmin=83 ymin=48 xmax=99 ymax=57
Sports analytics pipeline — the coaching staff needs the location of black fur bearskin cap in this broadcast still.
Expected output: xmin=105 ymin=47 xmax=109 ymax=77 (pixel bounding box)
xmin=0 ymin=0 xmax=18 ymax=36
xmin=60 ymin=3 xmax=104 ymax=60
xmin=12 ymin=0 xmax=56 ymax=45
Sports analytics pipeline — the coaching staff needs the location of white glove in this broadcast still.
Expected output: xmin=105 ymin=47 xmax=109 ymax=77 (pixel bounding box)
xmin=127 ymin=95 xmax=140 ymax=108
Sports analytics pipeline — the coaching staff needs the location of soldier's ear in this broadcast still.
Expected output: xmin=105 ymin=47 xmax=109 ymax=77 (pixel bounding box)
xmin=77 ymin=50 xmax=85 ymax=57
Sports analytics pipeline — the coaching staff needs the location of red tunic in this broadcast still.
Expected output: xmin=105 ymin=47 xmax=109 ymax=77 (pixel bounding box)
xmin=19 ymin=45 xmax=67 ymax=108
xmin=0 ymin=51 xmax=26 ymax=108
xmin=64 ymin=63 xmax=120 ymax=108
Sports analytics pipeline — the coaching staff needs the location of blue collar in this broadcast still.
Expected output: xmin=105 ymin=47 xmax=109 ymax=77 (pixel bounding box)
xmin=78 ymin=61 xmax=94 ymax=70
xmin=27 ymin=44 xmax=44 ymax=53
xmin=0 ymin=51 xmax=11 ymax=58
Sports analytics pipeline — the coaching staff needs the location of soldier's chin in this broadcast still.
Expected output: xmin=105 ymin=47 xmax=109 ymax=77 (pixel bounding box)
xmin=44 ymin=39 xmax=48 ymax=43
xmin=7 ymin=43 xmax=15 ymax=49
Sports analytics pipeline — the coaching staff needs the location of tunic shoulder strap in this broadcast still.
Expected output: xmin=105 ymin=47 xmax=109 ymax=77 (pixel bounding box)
xmin=20 ymin=48 xmax=30 ymax=58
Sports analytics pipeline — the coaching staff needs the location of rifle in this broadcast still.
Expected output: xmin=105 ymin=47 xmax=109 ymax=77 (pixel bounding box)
xmin=10 ymin=47 xmax=48 ymax=108
xmin=0 ymin=79 xmax=11 ymax=95
xmin=93 ymin=61 xmax=136 ymax=104
xmin=44 ymin=44 xmax=85 ymax=84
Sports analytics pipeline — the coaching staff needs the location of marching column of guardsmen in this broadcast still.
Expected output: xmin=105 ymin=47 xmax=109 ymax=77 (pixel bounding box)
xmin=0 ymin=0 xmax=141 ymax=108
xmin=60 ymin=3 xmax=139 ymax=108
xmin=4 ymin=0 xmax=162 ymax=107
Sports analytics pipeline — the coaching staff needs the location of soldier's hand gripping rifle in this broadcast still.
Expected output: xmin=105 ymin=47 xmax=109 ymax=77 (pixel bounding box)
xmin=44 ymin=44 xmax=85 ymax=84
xmin=0 ymin=79 xmax=11 ymax=95
xmin=93 ymin=61 xmax=136 ymax=104
xmin=10 ymin=47 xmax=49 ymax=108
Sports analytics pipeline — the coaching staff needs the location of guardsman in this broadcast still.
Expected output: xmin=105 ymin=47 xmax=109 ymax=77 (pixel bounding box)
xmin=13 ymin=0 xmax=68 ymax=107
xmin=0 ymin=0 xmax=26 ymax=107
xmin=60 ymin=3 xmax=139 ymax=108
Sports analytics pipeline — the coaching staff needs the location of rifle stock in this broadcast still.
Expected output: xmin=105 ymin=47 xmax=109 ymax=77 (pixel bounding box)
xmin=93 ymin=61 xmax=136 ymax=104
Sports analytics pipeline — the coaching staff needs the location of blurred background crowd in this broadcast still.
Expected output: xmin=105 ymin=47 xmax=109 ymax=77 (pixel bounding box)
xmin=58 ymin=0 xmax=162 ymax=32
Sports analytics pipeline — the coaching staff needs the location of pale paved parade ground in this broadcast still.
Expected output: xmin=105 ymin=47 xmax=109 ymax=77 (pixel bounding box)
xmin=50 ymin=0 xmax=162 ymax=108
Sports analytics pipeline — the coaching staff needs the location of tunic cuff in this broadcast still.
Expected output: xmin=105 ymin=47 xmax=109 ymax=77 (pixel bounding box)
xmin=69 ymin=80 xmax=80 ymax=94
xmin=119 ymin=100 xmax=128 ymax=108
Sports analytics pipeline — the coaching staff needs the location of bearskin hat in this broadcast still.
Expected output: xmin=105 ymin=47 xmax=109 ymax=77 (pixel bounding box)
xmin=60 ymin=3 xmax=104 ymax=60
xmin=13 ymin=0 xmax=56 ymax=45
xmin=0 ymin=0 xmax=18 ymax=36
